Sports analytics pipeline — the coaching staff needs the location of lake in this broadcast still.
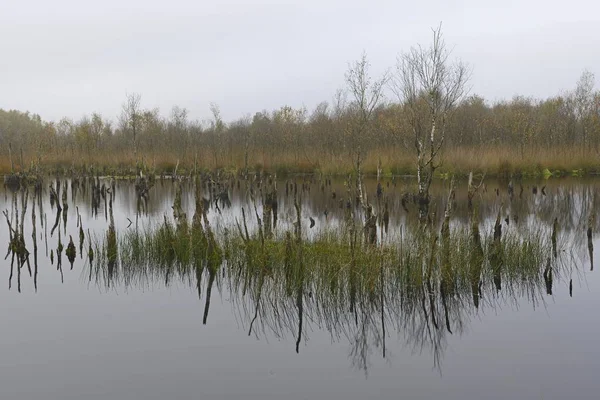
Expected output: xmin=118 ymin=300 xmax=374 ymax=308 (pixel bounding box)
xmin=1 ymin=174 xmax=599 ymax=400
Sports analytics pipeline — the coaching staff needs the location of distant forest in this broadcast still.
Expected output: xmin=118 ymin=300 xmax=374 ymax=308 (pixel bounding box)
xmin=0 ymin=69 xmax=598 ymax=176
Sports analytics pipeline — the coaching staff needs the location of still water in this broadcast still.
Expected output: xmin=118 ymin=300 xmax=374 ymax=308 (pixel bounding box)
xmin=1 ymin=176 xmax=599 ymax=399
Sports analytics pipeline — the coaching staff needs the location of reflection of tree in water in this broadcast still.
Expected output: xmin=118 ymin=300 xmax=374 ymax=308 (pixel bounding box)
xmin=9 ymin=174 xmax=600 ymax=239
xmin=40 ymin=175 xmax=600 ymax=239
xmin=87 ymin=220 xmax=564 ymax=372
xmin=225 ymin=230 xmax=556 ymax=372
xmin=1 ymin=176 xmax=597 ymax=371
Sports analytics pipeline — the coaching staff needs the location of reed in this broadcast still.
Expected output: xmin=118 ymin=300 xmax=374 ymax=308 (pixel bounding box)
xmin=1 ymin=144 xmax=599 ymax=178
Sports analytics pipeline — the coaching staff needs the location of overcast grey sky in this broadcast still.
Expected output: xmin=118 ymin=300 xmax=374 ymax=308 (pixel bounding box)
xmin=1 ymin=0 xmax=599 ymax=123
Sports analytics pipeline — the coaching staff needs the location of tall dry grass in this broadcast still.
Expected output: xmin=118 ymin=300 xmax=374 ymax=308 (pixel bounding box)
xmin=2 ymin=144 xmax=599 ymax=177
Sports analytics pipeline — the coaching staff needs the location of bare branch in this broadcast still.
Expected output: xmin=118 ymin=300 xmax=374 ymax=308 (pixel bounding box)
xmin=391 ymin=24 xmax=471 ymax=219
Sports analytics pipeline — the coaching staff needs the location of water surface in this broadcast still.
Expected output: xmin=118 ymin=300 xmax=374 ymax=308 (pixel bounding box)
xmin=1 ymin=176 xmax=598 ymax=399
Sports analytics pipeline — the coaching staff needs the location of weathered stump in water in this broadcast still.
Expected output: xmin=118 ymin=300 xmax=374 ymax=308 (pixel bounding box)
xmin=382 ymin=200 xmax=390 ymax=234
xmin=172 ymin=180 xmax=186 ymax=222
xmin=364 ymin=205 xmax=377 ymax=245
xmin=3 ymin=174 xmax=22 ymax=191
xmin=262 ymin=183 xmax=277 ymax=237
xmin=135 ymin=172 xmax=153 ymax=199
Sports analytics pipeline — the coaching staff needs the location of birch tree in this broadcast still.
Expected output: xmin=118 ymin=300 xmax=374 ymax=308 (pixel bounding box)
xmin=120 ymin=92 xmax=142 ymax=165
xmin=345 ymin=52 xmax=388 ymax=205
xmin=573 ymin=70 xmax=595 ymax=147
xmin=392 ymin=25 xmax=470 ymax=219
xmin=209 ymin=103 xmax=225 ymax=168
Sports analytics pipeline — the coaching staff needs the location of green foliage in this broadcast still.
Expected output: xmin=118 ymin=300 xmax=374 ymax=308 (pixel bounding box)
xmin=90 ymin=218 xmax=554 ymax=308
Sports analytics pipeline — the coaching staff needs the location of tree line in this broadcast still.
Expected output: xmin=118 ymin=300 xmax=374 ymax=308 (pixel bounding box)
xmin=0 ymin=32 xmax=598 ymax=175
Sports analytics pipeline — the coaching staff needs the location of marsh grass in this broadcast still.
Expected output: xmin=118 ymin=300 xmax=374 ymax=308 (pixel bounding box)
xmin=3 ymin=144 xmax=600 ymax=178
xmin=89 ymin=216 xmax=558 ymax=324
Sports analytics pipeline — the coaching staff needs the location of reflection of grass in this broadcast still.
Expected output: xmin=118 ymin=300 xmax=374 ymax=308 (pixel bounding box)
xmin=83 ymin=212 xmax=564 ymax=368
xmin=108 ymin=215 xmax=223 ymax=284
xmin=91 ymin=218 xmax=554 ymax=305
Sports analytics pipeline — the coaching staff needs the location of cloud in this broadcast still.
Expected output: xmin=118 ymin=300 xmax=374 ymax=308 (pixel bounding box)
xmin=0 ymin=0 xmax=598 ymax=123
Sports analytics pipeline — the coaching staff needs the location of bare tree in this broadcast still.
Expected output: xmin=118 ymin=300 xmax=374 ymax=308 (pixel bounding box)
xmin=573 ymin=70 xmax=595 ymax=147
xmin=392 ymin=25 xmax=470 ymax=219
xmin=228 ymin=116 xmax=252 ymax=178
xmin=90 ymin=113 xmax=105 ymax=149
xmin=345 ymin=52 xmax=388 ymax=205
xmin=344 ymin=52 xmax=388 ymax=246
xmin=120 ymin=92 xmax=142 ymax=166
xmin=170 ymin=105 xmax=189 ymax=159
xmin=209 ymin=102 xmax=225 ymax=168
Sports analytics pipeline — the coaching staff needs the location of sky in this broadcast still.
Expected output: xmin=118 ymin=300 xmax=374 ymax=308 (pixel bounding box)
xmin=0 ymin=0 xmax=599 ymax=124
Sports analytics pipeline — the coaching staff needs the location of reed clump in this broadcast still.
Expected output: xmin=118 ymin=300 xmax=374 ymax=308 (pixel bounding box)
xmin=90 ymin=213 xmax=555 ymax=308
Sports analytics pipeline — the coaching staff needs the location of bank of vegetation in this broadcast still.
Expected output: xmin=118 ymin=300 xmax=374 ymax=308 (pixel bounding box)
xmin=1 ymin=28 xmax=599 ymax=179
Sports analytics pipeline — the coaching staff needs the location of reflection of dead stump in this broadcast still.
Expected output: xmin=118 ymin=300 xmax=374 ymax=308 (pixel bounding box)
xmin=3 ymin=174 xmax=22 ymax=192
xmin=216 ymin=189 xmax=231 ymax=209
xmin=172 ymin=181 xmax=186 ymax=222
xmin=91 ymin=177 xmax=103 ymax=217
xmin=57 ymin=231 xmax=64 ymax=282
xmin=569 ymin=279 xmax=573 ymax=297
xmin=135 ymin=173 xmax=153 ymax=200
xmin=106 ymin=225 xmax=117 ymax=283
xmin=364 ymin=205 xmax=377 ymax=245
xmin=262 ymin=190 xmax=277 ymax=238
xmin=494 ymin=213 xmax=502 ymax=241
xmin=62 ymin=181 xmax=68 ymax=210
xmin=272 ymin=197 xmax=278 ymax=228
xmin=79 ymin=225 xmax=85 ymax=258
xmin=401 ymin=193 xmax=409 ymax=213
xmin=551 ymin=217 xmax=558 ymax=259
xmin=491 ymin=209 xmax=503 ymax=292
xmin=491 ymin=250 xmax=502 ymax=292
xmin=382 ymin=200 xmax=390 ymax=234
xmin=470 ymin=209 xmax=484 ymax=309
xmin=66 ymin=235 xmax=76 ymax=269
xmin=49 ymin=184 xmax=59 ymax=210
xmin=263 ymin=186 xmax=278 ymax=234
xmin=4 ymin=203 xmax=31 ymax=291
xmin=543 ymin=258 xmax=553 ymax=295
xmin=88 ymin=234 xmax=94 ymax=265
xmin=588 ymin=224 xmax=594 ymax=271
xmin=71 ymin=177 xmax=80 ymax=201
xmin=467 ymin=172 xmax=486 ymax=212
